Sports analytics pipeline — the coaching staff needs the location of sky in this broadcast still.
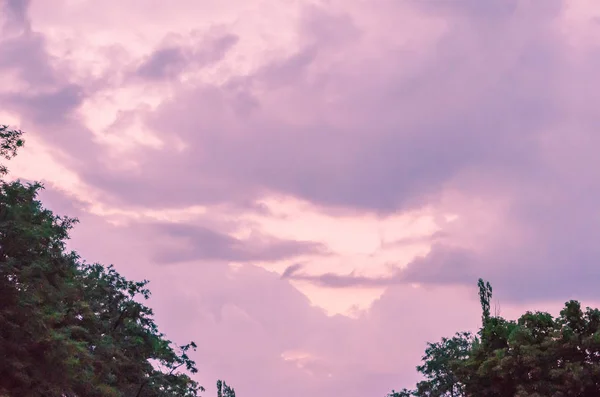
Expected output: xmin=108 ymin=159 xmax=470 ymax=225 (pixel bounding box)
xmin=2 ymin=0 xmax=600 ymax=395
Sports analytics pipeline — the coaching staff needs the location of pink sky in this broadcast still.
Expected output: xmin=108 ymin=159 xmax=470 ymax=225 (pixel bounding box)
xmin=3 ymin=0 xmax=600 ymax=395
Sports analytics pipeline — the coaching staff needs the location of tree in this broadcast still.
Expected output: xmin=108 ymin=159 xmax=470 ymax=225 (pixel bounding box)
xmin=477 ymin=278 xmax=492 ymax=328
xmin=413 ymin=332 xmax=473 ymax=397
xmin=386 ymin=389 xmax=413 ymax=397
xmin=0 ymin=125 xmax=24 ymax=176
xmin=216 ymin=380 xmax=236 ymax=397
xmin=0 ymin=126 xmax=203 ymax=396
xmin=390 ymin=279 xmax=600 ymax=397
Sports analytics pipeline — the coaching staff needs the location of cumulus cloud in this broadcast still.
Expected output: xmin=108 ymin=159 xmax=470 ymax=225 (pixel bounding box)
xmin=75 ymin=0 xmax=561 ymax=217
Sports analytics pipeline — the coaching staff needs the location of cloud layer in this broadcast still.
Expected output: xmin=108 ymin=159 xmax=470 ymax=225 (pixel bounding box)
xmin=4 ymin=0 xmax=600 ymax=395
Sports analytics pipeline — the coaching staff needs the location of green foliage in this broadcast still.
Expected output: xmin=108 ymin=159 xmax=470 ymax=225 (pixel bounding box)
xmin=391 ymin=279 xmax=600 ymax=397
xmin=386 ymin=389 xmax=413 ymax=397
xmin=0 ymin=125 xmax=24 ymax=176
xmin=414 ymin=331 xmax=473 ymax=397
xmin=0 ymin=128 xmax=203 ymax=396
xmin=216 ymin=380 xmax=236 ymax=397
xmin=478 ymin=278 xmax=493 ymax=328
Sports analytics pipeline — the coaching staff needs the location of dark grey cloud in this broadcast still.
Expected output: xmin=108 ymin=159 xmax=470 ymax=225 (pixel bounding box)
xmin=3 ymin=84 xmax=85 ymax=124
xmin=62 ymin=1 xmax=600 ymax=306
xmin=6 ymin=0 xmax=600 ymax=307
xmin=0 ymin=0 xmax=103 ymax=169
xmin=150 ymin=222 xmax=329 ymax=264
xmin=80 ymin=2 xmax=563 ymax=215
xmin=134 ymin=32 xmax=239 ymax=81
xmin=1 ymin=0 xmax=31 ymax=32
xmin=281 ymin=262 xmax=304 ymax=279
xmin=136 ymin=47 xmax=186 ymax=80
xmin=281 ymin=262 xmax=400 ymax=289
xmin=397 ymin=245 xmax=479 ymax=286
xmin=413 ymin=0 xmax=562 ymax=24
xmin=416 ymin=0 xmax=520 ymax=19
xmin=0 ymin=0 xmax=56 ymax=87
xmin=381 ymin=231 xmax=447 ymax=249
xmin=279 ymin=246 xmax=476 ymax=289
xmin=401 ymin=181 xmax=600 ymax=303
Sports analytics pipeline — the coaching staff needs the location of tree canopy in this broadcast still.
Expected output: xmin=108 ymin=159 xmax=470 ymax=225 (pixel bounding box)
xmin=0 ymin=125 xmax=205 ymax=396
xmin=390 ymin=278 xmax=600 ymax=397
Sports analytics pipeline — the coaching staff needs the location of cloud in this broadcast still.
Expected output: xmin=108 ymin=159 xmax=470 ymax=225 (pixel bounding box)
xmin=72 ymin=0 xmax=560 ymax=218
xmin=35 ymin=183 xmax=90 ymax=218
xmin=3 ymin=84 xmax=85 ymax=124
xmin=149 ymin=221 xmax=329 ymax=264
xmin=134 ymin=32 xmax=239 ymax=81
xmin=51 ymin=203 xmax=482 ymax=397
xmin=156 ymin=264 xmax=483 ymax=397
xmin=0 ymin=1 xmax=55 ymax=87
xmin=7 ymin=0 xmax=600 ymax=396
xmin=281 ymin=262 xmax=400 ymax=288
xmin=136 ymin=47 xmax=187 ymax=80
xmin=281 ymin=262 xmax=304 ymax=279
xmin=0 ymin=0 xmax=105 ymax=172
xmin=2 ymin=0 xmax=30 ymax=26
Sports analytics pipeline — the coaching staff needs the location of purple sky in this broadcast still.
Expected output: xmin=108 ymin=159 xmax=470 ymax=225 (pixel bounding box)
xmin=3 ymin=0 xmax=600 ymax=396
